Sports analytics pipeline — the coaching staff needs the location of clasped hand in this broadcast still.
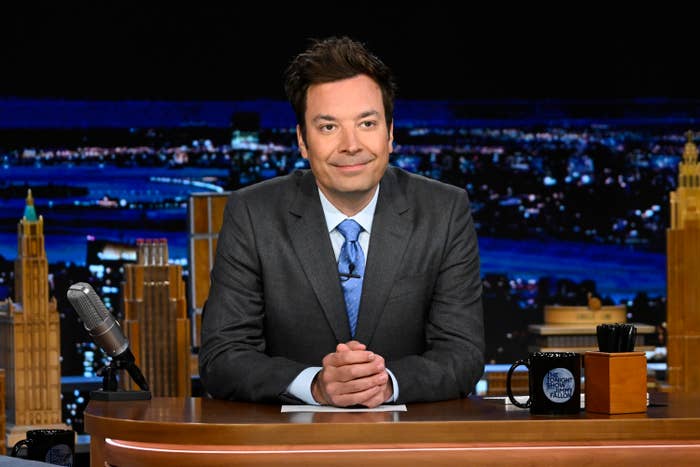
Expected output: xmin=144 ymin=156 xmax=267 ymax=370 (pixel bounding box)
xmin=311 ymin=340 xmax=393 ymax=408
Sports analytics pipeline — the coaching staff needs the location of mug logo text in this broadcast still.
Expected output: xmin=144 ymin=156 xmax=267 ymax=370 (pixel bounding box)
xmin=542 ymin=367 xmax=575 ymax=403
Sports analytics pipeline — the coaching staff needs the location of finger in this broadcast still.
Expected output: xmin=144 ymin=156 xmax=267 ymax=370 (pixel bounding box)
xmin=326 ymin=360 xmax=386 ymax=383
xmin=356 ymin=375 xmax=393 ymax=409
xmin=325 ymin=370 xmax=388 ymax=395
xmin=323 ymin=350 xmax=375 ymax=367
xmin=360 ymin=390 xmax=388 ymax=409
xmin=336 ymin=341 xmax=366 ymax=352
xmin=323 ymin=352 xmax=385 ymax=380
xmin=326 ymin=384 xmax=384 ymax=408
xmin=363 ymin=375 xmax=394 ymax=408
xmin=333 ymin=362 xmax=386 ymax=382
xmin=345 ymin=340 xmax=367 ymax=350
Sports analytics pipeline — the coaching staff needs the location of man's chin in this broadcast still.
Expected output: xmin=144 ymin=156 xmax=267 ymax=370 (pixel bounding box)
xmin=331 ymin=183 xmax=378 ymax=197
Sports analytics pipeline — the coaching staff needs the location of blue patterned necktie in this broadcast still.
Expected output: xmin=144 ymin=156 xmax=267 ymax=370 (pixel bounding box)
xmin=337 ymin=219 xmax=365 ymax=338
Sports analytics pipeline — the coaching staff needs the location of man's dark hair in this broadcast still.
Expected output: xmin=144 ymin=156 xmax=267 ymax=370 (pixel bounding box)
xmin=283 ymin=36 xmax=396 ymax=140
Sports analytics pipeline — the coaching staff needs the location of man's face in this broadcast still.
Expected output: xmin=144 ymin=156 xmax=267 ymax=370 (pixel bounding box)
xmin=297 ymin=74 xmax=393 ymax=206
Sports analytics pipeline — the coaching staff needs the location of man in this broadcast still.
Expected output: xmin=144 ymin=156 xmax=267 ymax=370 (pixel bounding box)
xmin=199 ymin=36 xmax=484 ymax=407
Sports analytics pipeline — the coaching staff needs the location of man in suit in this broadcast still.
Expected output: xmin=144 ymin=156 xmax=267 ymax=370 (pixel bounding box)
xmin=199 ymin=36 xmax=484 ymax=407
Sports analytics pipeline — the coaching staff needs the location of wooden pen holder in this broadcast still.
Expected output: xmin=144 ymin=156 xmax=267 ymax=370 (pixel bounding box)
xmin=584 ymin=351 xmax=647 ymax=414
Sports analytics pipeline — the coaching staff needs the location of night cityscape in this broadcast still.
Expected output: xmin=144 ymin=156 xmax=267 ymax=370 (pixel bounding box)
xmin=1 ymin=103 xmax=679 ymax=386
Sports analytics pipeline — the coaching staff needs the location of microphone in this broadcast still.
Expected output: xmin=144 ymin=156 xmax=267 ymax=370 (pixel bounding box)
xmin=339 ymin=263 xmax=361 ymax=279
xmin=67 ymin=282 xmax=150 ymax=392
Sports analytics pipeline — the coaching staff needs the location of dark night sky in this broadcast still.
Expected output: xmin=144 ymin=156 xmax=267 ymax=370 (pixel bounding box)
xmin=2 ymin=4 xmax=697 ymax=101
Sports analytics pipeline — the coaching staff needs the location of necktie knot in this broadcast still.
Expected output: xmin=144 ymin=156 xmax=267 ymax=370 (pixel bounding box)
xmin=337 ymin=219 xmax=362 ymax=242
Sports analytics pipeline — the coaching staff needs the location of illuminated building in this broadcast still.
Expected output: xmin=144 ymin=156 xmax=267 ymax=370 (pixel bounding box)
xmin=186 ymin=192 xmax=228 ymax=352
xmin=667 ymin=131 xmax=700 ymax=392
xmin=0 ymin=190 xmax=66 ymax=447
xmin=122 ymin=239 xmax=191 ymax=396
xmin=85 ymin=236 xmax=139 ymax=323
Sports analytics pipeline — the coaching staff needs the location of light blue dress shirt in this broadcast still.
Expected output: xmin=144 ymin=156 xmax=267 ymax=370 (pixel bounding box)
xmin=285 ymin=185 xmax=399 ymax=404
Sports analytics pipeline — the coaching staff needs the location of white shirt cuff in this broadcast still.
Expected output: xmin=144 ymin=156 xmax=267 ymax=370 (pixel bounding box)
xmin=386 ymin=368 xmax=399 ymax=403
xmin=286 ymin=367 xmax=322 ymax=405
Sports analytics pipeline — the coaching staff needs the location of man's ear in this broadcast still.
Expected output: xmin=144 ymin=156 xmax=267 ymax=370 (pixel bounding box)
xmin=296 ymin=125 xmax=308 ymax=159
xmin=388 ymin=121 xmax=394 ymax=154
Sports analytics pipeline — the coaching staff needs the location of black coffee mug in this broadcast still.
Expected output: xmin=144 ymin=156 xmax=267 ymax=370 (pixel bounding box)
xmin=506 ymin=352 xmax=581 ymax=415
xmin=10 ymin=428 xmax=75 ymax=466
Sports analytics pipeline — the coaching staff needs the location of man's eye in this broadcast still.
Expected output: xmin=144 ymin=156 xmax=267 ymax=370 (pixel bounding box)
xmin=320 ymin=124 xmax=336 ymax=132
xmin=360 ymin=121 xmax=377 ymax=128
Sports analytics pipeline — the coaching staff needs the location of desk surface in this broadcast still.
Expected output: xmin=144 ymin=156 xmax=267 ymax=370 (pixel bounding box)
xmin=85 ymin=392 xmax=700 ymax=446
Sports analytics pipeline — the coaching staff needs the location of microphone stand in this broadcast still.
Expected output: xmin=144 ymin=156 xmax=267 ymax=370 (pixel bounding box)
xmin=90 ymin=358 xmax=152 ymax=401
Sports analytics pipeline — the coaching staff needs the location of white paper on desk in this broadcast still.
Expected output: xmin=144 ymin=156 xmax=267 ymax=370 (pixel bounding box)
xmin=281 ymin=404 xmax=407 ymax=413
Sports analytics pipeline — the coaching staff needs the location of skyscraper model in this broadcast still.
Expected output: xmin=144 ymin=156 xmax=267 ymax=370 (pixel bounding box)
xmin=667 ymin=131 xmax=700 ymax=392
xmin=122 ymin=239 xmax=191 ymax=396
xmin=0 ymin=190 xmax=67 ymax=447
xmin=186 ymin=192 xmax=228 ymax=351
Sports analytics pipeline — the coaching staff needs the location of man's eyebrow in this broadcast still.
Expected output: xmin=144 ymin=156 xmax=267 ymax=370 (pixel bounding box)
xmin=311 ymin=110 xmax=380 ymax=124
xmin=358 ymin=110 xmax=380 ymax=119
xmin=311 ymin=114 xmax=337 ymax=123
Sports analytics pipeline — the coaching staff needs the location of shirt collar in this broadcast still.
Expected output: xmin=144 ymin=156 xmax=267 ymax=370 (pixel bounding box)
xmin=318 ymin=185 xmax=379 ymax=234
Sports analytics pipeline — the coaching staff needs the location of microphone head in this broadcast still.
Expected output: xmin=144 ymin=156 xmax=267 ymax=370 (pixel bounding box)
xmin=67 ymin=282 xmax=129 ymax=357
xmin=67 ymin=282 xmax=111 ymax=331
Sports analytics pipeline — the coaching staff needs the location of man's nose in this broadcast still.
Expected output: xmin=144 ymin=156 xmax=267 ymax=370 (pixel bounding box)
xmin=338 ymin=127 xmax=361 ymax=154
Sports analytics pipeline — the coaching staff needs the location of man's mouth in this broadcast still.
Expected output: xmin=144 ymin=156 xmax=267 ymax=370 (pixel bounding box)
xmin=333 ymin=158 xmax=372 ymax=169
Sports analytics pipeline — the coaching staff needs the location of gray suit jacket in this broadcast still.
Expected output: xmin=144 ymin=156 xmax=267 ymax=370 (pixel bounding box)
xmin=199 ymin=166 xmax=484 ymax=404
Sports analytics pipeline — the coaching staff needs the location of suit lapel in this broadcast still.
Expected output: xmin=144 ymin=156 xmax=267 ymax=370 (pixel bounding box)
xmin=355 ymin=169 xmax=413 ymax=344
xmin=287 ymin=171 xmax=351 ymax=342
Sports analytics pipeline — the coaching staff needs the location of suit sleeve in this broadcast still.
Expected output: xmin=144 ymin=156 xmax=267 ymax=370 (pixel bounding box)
xmin=388 ymin=190 xmax=485 ymax=403
xmin=198 ymin=192 xmax=307 ymax=402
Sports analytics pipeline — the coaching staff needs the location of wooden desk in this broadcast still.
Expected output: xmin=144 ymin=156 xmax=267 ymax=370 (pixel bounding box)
xmin=85 ymin=393 xmax=700 ymax=466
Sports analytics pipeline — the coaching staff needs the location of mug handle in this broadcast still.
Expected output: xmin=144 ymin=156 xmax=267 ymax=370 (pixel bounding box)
xmin=10 ymin=439 xmax=32 ymax=458
xmin=506 ymin=359 xmax=531 ymax=408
